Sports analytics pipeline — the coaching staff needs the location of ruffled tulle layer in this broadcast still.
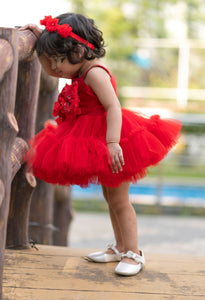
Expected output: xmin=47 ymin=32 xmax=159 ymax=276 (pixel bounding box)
xmin=24 ymin=109 xmax=181 ymax=187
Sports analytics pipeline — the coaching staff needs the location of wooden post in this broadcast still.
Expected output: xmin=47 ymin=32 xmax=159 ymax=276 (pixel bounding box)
xmin=29 ymin=179 xmax=55 ymax=245
xmin=6 ymin=30 xmax=41 ymax=250
xmin=0 ymin=39 xmax=13 ymax=82
xmin=7 ymin=169 xmax=36 ymax=249
xmin=17 ymin=29 xmax=37 ymax=61
xmin=29 ymin=70 xmax=59 ymax=245
xmin=11 ymin=137 xmax=29 ymax=180
xmin=53 ymin=186 xmax=74 ymax=246
xmin=14 ymin=52 xmax=41 ymax=141
xmin=0 ymin=27 xmax=18 ymax=300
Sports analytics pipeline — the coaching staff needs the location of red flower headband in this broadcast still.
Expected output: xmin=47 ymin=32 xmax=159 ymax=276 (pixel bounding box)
xmin=40 ymin=15 xmax=95 ymax=50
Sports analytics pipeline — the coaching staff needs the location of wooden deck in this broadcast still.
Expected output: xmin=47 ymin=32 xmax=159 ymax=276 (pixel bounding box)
xmin=2 ymin=245 xmax=205 ymax=299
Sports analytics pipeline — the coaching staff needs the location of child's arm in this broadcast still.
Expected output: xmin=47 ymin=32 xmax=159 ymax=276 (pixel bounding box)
xmin=85 ymin=67 xmax=124 ymax=173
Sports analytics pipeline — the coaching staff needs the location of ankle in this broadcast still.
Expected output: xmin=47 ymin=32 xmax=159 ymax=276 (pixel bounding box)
xmin=124 ymin=248 xmax=140 ymax=256
xmin=115 ymin=244 xmax=124 ymax=253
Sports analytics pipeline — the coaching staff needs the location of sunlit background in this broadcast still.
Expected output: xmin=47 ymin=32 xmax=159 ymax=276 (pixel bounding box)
xmin=0 ymin=0 xmax=70 ymax=28
xmin=1 ymin=0 xmax=205 ymax=252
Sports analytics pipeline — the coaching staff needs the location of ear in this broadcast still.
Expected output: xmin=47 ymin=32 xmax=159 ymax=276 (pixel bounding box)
xmin=75 ymin=44 xmax=85 ymax=61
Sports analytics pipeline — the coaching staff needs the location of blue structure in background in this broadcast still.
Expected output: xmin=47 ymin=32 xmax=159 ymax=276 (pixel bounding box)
xmin=129 ymin=51 xmax=151 ymax=69
xmin=72 ymin=183 xmax=205 ymax=207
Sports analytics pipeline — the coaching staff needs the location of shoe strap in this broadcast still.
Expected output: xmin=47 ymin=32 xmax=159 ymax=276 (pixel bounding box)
xmin=107 ymin=243 xmax=122 ymax=259
xmin=122 ymin=250 xmax=145 ymax=266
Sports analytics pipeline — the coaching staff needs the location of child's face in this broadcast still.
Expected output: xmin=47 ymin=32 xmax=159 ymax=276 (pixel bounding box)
xmin=48 ymin=54 xmax=81 ymax=79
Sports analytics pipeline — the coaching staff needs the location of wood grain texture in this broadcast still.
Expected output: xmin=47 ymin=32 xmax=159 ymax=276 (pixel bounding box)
xmin=6 ymin=47 xmax=41 ymax=250
xmin=0 ymin=27 xmax=18 ymax=299
xmin=11 ymin=137 xmax=29 ymax=180
xmin=2 ymin=246 xmax=205 ymax=300
xmin=17 ymin=30 xmax=37 ymax=62
xmin=0 ymin=39 xmax=13 ymax=81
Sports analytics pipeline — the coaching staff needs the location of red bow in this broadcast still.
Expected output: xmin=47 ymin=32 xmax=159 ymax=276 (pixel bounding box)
xmin=40 ymin=15 xmax=95 ymax=49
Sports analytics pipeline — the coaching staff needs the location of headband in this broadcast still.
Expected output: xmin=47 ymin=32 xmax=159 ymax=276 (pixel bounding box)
xmin=40 ymin=15 xmax=95 ymax=50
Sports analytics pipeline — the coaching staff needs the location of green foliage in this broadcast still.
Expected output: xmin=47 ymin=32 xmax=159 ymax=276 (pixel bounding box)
xmin=68 ymin=0 xmax=205 ymax=105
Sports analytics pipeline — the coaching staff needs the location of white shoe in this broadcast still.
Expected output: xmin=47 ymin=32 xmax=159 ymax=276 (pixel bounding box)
xmin=86 ymin=244 xmax=123 ymax=263
xmin=115 ymin=250 xmax=145 ymax=276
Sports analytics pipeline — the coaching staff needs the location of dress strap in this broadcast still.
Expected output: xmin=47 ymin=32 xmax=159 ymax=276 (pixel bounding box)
xmin=83 ymin=64 xmax=112 ymax=78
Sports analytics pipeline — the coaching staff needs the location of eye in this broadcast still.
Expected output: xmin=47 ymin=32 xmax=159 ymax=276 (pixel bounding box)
xmin=60 ymin=56 xmax=66 ymax=63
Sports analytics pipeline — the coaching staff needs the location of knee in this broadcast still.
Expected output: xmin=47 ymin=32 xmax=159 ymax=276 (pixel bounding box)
xmin=107 ymin=193 xmax=129 ymax=214
xmin=104 ymin=184 xmax=131 ymax=214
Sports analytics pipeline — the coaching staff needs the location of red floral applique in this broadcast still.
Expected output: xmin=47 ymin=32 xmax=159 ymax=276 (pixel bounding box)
xmin=53 ymin=81 xmax=81 ymax=125
xmin=40 ymin=15 xmax=59 ymax=32
xmin=57 ymin=24 xmax=73 ymax=38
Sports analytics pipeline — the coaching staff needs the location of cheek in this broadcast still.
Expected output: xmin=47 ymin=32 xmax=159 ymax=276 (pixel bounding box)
xmin=61 ymin=62 xmax=69 ymax=70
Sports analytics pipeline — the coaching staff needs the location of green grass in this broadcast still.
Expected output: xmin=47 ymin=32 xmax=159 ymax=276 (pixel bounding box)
xmin=73 ymin=198 xmax=108 ymax=213
xmin=148 ymin=164 xmax=205 ymax=179
xmin=73 ymin=198 xmax=205 ymax=216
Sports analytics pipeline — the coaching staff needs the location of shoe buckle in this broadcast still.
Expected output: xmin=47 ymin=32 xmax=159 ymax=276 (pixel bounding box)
xmin=123 ymin=250 xmax=145 ymax=265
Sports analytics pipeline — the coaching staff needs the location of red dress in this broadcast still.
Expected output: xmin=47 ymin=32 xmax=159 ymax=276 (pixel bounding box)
xmin=25 ymin=65 xmax=182 ymax=187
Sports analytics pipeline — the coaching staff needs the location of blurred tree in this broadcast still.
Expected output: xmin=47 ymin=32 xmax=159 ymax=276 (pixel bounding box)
xmin=68 ymin=0 xmax=205 ymax=100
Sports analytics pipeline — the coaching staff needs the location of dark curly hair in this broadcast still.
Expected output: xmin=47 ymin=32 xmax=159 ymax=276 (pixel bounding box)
xmin=36 ymin=13 xmax=106 ymax=64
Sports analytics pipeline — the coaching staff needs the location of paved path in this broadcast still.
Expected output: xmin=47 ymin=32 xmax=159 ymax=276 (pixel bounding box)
xmin=69 ymin=213 xmax=205 ymax=256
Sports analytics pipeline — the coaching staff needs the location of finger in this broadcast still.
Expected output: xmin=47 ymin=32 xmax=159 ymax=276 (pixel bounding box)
xmin=114 ymin=149 xmax=124 ymax=171
xmin=18 ymin=26 xmax=28 ymax=31
xmin=115 ymin=156 xmax=123 ymax=172
xmin=18 ymin=24 xmax=34 ymax=30
xmin=119 ymin=152 xmax=125 ymax=166
xmin=108 ymin=156 xmax=116 ymax=173
xmin=112 ymin=158 xmax=119 ymax=173
xmin=113 ymin=153 xmax=123 ymax=173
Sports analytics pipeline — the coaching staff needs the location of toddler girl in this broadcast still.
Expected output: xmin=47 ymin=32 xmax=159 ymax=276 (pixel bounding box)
xmin=22 ymin=13 xmax=181 ymax=276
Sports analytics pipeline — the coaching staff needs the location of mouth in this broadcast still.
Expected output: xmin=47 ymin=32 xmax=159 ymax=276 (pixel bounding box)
xmin=57 ymin=71 xmax=64 ymax=77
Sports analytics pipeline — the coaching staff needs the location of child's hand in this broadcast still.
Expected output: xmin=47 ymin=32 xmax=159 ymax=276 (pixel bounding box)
xmin=107 ymin=143 xmax=124 ymax=173
xmin=18 ymin=24 xmax=42 ymax=39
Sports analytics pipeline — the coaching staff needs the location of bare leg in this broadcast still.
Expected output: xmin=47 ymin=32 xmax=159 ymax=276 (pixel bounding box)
xmin=102 ymin=185 xmax=124 ymax=253
xmin=103 ymin=182 xmax=140 ymax=265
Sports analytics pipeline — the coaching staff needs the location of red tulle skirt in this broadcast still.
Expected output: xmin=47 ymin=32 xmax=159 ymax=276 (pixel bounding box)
xmin=24 ymin=109 xmax=181 ymax=187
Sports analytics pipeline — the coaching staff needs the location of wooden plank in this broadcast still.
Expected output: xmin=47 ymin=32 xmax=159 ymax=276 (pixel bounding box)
xmin=3 ymin=246 xmax=205 ymax=300
xmin=3 ymin=287 xmax=199 ymax=300
xmin=3 ymin=266 xmax=204 ymax=294
xmin=4 ymin=246 xmax=205 ymax=274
